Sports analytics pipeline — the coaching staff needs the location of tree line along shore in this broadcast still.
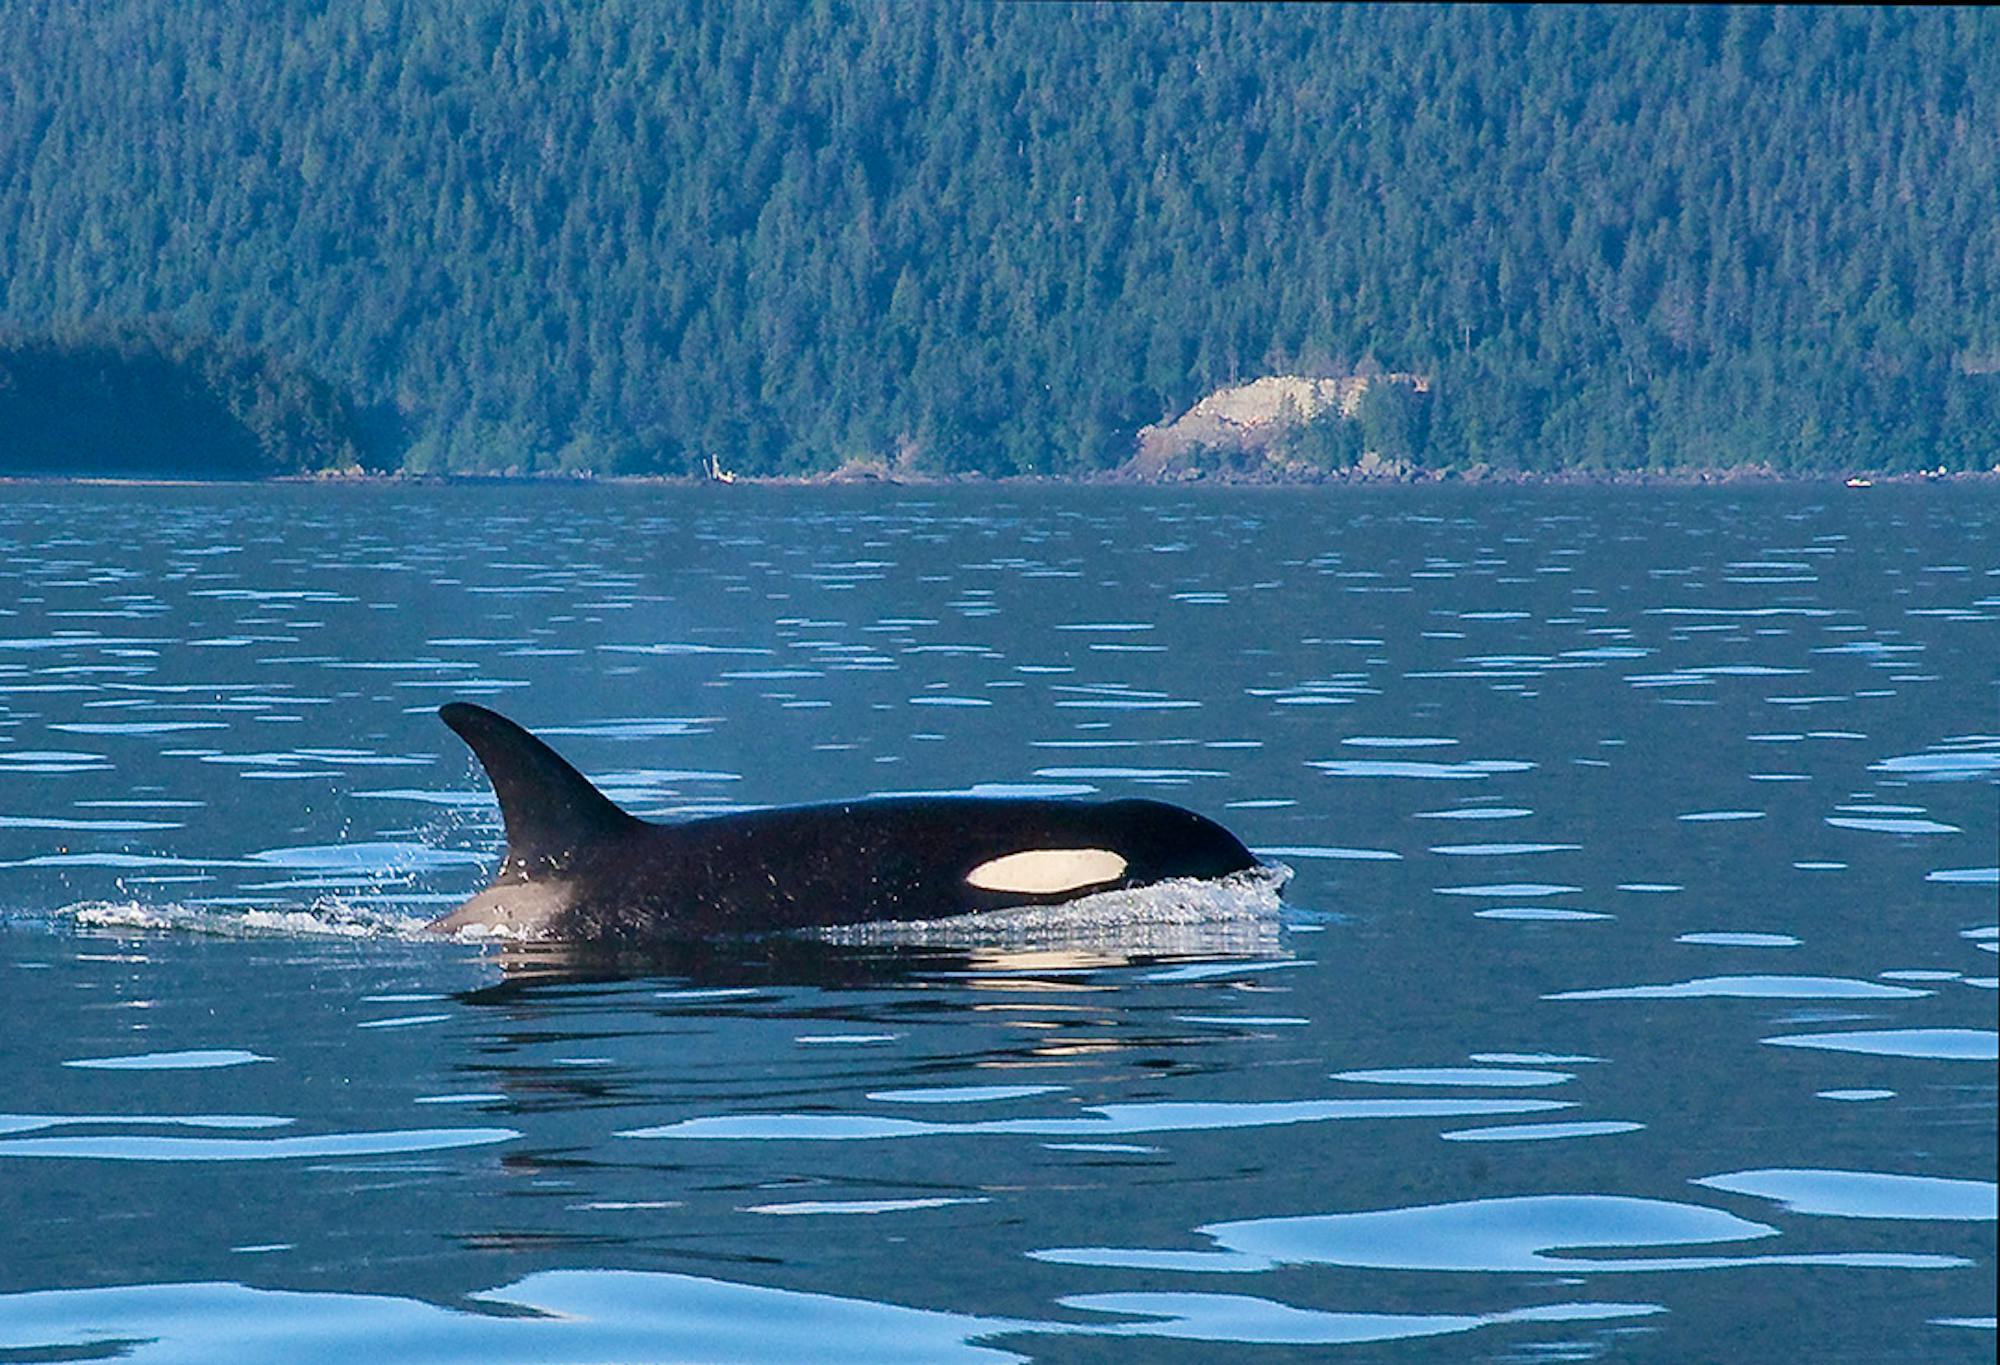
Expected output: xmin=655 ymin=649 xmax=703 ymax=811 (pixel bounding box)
xmin=2 ymin=5 xmax=1995 ymax=480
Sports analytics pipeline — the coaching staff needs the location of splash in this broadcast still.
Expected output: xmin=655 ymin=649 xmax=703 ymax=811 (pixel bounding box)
xmin=811 ymin=864 xmax=1292 ymax=952
xmin=61 ymin=900 xmax=435 ymax=940
xmin=54 ymin=865 xmax=1295 ymax=955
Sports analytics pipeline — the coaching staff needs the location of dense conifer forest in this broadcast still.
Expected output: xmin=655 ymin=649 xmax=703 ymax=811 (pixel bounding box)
xmin=1 ymin=3 xmax=1994 ymax=478
xmin=0 ymin=329 xmax=382 ymax=476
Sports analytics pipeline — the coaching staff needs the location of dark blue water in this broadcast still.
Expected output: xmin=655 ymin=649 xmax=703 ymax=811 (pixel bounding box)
xmin=0 ymin=483 xmax=1993 ymax=1361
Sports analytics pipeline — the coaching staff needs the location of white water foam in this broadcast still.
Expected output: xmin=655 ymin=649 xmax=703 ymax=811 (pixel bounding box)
xmin=62 ymin=900 xmax=435 ymax=940
xmin=811 ymin=864 xmax=1292 ymax=952
xmin=59 ymin=865 xmax=1294 ymax=954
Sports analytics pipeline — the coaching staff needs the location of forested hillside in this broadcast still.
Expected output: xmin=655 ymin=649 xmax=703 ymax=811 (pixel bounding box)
xmin=0 ymin=329 xmax=382 ymax=477
xmin=2 ymin=3 xmax=1995 ymax=477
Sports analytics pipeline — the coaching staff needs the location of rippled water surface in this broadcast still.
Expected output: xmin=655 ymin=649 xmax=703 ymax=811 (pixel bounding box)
xmin=0 ymin=483 xmax=1994 ymax=1361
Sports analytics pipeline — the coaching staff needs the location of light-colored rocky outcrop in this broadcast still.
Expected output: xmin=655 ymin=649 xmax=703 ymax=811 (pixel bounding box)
xmin=1125 ymin=372 xmax=1427 ymax=479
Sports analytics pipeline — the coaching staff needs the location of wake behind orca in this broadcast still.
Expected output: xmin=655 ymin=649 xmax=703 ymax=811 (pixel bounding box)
xmin=428 ymin=703 xmax=1264 ymax=941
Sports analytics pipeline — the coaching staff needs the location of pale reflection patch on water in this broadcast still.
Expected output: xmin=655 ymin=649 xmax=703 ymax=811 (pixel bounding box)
xmin=1693 ymin=1169 xmax=1998 ymax=1221
xmin=0 ymin=1272 xmax=1686 ymax=1361
xmin=1033 ymin=1193 xmax=1974 ymax=1274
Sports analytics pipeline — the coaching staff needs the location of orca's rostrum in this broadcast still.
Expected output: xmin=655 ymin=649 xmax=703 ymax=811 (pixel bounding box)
xmin=427 ymin=702 xmax=1263 ymax=940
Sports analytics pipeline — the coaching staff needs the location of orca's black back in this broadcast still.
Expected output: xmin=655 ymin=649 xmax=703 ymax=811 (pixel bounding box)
xmin=563 ymin=796 xmax=1259 ymax=937
xmin=435 ymin=702 xmax=1262 ymax=941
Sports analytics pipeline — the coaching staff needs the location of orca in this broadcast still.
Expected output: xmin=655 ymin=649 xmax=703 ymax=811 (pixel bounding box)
xmin=426 ymin=702 xmax=1262 ymax=941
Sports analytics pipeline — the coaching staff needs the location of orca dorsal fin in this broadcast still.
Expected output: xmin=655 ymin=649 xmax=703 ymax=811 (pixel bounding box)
xmin=440 ymin=702 xmax=640 ymax=877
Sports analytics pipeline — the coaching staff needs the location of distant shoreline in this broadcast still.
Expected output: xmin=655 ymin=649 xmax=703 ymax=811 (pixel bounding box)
xmin=3 ymin=467 xmax=1995 ymax=490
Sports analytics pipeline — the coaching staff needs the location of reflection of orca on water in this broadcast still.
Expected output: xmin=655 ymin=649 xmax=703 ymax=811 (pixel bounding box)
xmin=427 ymin=703 xmax=1262 ymax=942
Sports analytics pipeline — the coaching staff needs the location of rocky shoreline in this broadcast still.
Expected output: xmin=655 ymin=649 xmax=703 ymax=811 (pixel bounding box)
xmin=7 ymin=464 xmax=1994 ymax=490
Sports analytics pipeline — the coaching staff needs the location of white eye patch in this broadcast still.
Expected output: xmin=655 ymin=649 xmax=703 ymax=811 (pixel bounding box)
xmin=964 ymin=848 xmax=1129 ymax=895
